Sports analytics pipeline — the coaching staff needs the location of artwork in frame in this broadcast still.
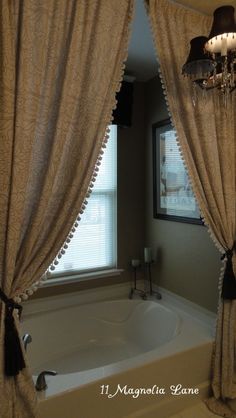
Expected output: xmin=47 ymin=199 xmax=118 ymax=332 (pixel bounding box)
xmin=152 ymin=119 xmax=202 ymax=225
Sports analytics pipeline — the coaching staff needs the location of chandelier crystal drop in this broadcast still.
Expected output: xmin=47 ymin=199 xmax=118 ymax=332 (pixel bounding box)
xmin=182 ymin=5 xmax=236 ymax=99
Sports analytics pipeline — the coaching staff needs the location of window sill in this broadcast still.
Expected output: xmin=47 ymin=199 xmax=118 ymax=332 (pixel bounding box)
xmin=43 ymin=268 xmax=124 ymax=288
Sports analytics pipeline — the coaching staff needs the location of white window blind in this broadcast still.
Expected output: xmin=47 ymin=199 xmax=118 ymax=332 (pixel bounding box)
xmin=51 ymin=125 xmax=117 ymax=276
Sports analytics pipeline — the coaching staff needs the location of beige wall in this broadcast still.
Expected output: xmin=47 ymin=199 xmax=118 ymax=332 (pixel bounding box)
xmin=34 ymin=82 xmax=146 ymax=299
xmin=145 ymin=76 xmax=220 ymax=312
xmin=117 ymin=82 xmax=146 ymax=270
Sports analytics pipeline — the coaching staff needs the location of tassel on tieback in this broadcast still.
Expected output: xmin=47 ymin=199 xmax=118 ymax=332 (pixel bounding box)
xmin=221 ymin=243 xmax=236 ymax=300
xmin=0 ymin=288 xmax=25 ymax=376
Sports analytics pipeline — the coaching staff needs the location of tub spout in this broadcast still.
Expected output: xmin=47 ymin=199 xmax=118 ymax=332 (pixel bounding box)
xmin=35 ymin=370 xmax=57 ymax=391
xmin=22 ymin=333 xmax=32 ymax=351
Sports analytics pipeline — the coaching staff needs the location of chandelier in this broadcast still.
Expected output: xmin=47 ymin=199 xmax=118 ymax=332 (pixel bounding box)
xmin=182 ymin=5 xmax=236 ymax=99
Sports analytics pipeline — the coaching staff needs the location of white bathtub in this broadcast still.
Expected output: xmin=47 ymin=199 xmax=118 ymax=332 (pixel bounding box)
xmin=23 ymin=299 xmax=180 ymax=376
xmin=22 ymin=285 xmax=215 ymax=418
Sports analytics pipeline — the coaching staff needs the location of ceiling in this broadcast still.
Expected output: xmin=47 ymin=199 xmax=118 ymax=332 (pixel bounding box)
xmin=126 ymin=0 xmax=236 ymax=82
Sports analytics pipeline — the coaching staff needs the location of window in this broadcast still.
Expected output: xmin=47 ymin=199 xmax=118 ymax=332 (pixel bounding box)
xmin=51 ymin=125 xmax=117 ymax=277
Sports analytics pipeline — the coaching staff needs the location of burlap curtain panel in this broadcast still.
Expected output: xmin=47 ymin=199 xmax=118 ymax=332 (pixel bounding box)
xmin=146 ymin=0 xmax=236 ymax=417
xmin=0 ymin=1 xmax=134 ymax=417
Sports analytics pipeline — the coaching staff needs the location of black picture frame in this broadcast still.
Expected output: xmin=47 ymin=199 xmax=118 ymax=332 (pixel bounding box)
xmin=152 ymin=119 xmax=202 ymax=225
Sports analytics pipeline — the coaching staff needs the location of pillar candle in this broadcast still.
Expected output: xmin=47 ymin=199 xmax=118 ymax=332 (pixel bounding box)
xmin=131 ymin=259 xmax=140 ymax=268
xmin=144 ymin=247 xmax=152 ymax=263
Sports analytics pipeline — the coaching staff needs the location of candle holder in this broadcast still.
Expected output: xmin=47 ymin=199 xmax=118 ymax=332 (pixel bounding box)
xmin=129 ymin=260 xmax=146 ymax=300
xmin=145 ymin=260 xmax=162 ymax=299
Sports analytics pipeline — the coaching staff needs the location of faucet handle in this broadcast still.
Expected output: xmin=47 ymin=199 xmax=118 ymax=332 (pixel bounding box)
xmin=35 ymin=370 xmax=57 ymax=391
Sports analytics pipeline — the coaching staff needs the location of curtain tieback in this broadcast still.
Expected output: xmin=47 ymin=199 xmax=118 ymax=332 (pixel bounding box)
xmin=0 ymin=288 xmax=25 ymax=376
xmin=221 ymin=242 xmax=236 ymax=300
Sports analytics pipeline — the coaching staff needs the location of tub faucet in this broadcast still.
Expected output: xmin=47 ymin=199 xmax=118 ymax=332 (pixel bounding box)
xmin=22 ymin=333 xmax=32 ymax=351
xmin=35 ymin=370 xmax=58 ymax=391
xmin=155 ymin=290 xmax=162 ymax=300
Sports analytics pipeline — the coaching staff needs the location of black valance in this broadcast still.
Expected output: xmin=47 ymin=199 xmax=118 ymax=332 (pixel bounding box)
xmin=112 ymin=81 xmax=133 ymax=128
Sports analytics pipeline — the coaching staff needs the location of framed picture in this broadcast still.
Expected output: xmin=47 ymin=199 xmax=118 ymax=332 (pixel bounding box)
xmin=152 ymin=119 xmax=202 ymax=225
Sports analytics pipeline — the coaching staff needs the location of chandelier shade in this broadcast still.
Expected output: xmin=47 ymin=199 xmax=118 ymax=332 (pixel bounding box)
xmin=182 ymin=37 xmax=215 ymax=82
xmin=205 ymin=6 xmax=236 ymax=54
